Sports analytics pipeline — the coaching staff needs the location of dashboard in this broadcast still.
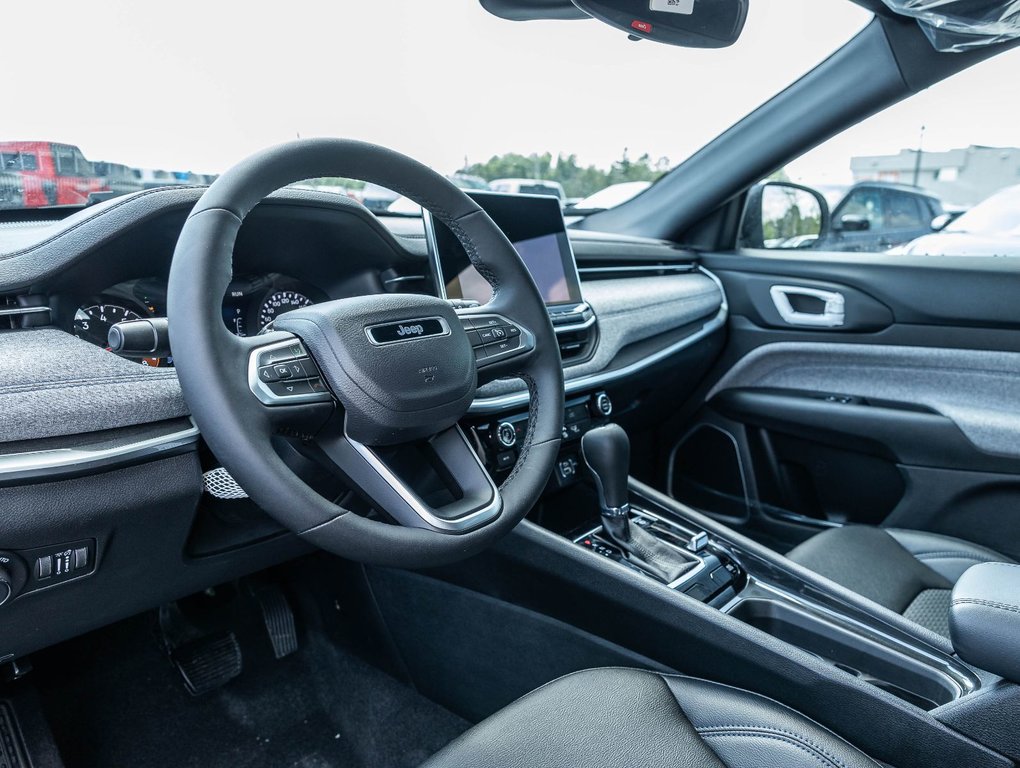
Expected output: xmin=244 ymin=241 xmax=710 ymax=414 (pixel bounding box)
xmin=0 ymin=184 xmax=725 ymax=664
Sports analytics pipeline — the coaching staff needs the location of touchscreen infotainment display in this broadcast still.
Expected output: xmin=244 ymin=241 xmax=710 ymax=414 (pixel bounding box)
xmin=428 ymin=191 xmax=583 ymax=307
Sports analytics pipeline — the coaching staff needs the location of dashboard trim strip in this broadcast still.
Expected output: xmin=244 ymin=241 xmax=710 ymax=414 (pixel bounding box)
xmin=0 ymin=423 xmax=200 ymax=483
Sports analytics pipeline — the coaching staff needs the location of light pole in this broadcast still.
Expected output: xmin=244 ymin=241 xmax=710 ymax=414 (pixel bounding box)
xmin=912 ymin=125 xmax=926 ymax=187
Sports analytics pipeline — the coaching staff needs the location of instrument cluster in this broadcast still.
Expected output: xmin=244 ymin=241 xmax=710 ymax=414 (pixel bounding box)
xmin=71 ymin=273 xmax=327 ymax=365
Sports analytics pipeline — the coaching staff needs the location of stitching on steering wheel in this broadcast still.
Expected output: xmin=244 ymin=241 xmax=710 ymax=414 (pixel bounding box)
xmin=500 ymin=371 xmax=539 ymax=490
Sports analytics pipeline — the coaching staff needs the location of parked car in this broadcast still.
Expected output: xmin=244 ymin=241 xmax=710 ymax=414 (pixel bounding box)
xmin=488 ymin=177 xmax=566 ymax=204
xmin=0 ymin=141 xmax=108 ymax=207
xmin=815 ymin=181 xmax=945 ymax=252
xmin=570 ymin=181 xmax=651 ymax=211
xmin=889 ymin=183 xmax=1020 ymax=256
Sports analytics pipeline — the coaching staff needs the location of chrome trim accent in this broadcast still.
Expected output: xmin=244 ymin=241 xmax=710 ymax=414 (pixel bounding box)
xmin=720 ymin=578 xmax=979 ymax=699
xmin=382 ymin=274 xmax=427 ymax=286
xmin=364 ymin=316 xmax=450 ymax=346
xmin=0 ymin=424 xmax=200 ymax=478
xmin=0 ymin=305 xmax=50 ymax=317
xmin=552 ymin=312 xmax=597 ymax=334
xmin=769 ymin=284 xmax=845 ymax=328
xmin=578 ymin=264 xmax=697 ymax=275
xmin=345 ymin=425 xmax=502 ymax=533
xmin=247 ymin=336 xmax=334 ymax=406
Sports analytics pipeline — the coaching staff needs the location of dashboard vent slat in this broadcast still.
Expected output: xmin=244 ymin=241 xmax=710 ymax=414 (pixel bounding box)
xmin=0 ymin=294 xmax=51 ymax=330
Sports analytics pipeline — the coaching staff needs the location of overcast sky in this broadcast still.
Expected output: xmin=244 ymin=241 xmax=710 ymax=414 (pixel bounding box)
xmin=6 ymin=0 xmax=1019 ymax=185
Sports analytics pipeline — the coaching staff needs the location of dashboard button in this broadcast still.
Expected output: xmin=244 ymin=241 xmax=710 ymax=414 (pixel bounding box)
xmin=37 ymin=556 xmax=52 ymax=579
xmin=267 ymin=379 xmax=316 ymax=397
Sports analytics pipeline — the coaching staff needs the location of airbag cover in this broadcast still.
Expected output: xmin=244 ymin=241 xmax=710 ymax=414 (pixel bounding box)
xmin=276 ymin=294 xmax=476 ymax=445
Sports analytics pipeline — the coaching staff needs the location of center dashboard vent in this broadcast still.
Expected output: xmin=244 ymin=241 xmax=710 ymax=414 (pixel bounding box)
xmin=550 ymin=303 xmax=597 ymax=365
xmin=0 ymin=294 xmax=50 ymax=330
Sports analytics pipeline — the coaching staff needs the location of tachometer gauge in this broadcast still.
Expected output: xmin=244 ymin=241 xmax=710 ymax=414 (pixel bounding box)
xmin=259 ymin=290 xmax=313 ymax=330
xmin=74 ymin=303 xmax=142 ymax=349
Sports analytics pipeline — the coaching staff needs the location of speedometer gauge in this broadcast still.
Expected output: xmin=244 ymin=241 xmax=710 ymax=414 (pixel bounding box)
xmin=74 ymin=304 xmax=141 ymax=349
xmin=259 ymin=290 xmax=313 ymax=330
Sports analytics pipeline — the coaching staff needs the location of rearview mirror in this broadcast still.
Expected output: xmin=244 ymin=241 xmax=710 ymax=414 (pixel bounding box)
xmin=740 ymin=182 xmax=829 ymax=250
xmin=571 ymin=0 xmax=748 ymax=48
xmin=930 ymin=213 xmax=953 ymax=231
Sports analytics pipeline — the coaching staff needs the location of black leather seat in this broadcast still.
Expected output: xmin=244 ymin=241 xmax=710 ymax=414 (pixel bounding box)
xmin=787 ymin=526 xmax=1014 ymax=638
xmin=422 ymin=667 xmax=881 ymax=768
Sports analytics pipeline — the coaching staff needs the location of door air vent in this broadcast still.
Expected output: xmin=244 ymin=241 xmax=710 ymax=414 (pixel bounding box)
xmin=0 ymin=294 xmax=51 ymax=330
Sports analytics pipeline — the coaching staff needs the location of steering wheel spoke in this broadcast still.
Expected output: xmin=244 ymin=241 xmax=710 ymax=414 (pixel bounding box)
xmin=316 ymin=422 xmax=502 ymax=533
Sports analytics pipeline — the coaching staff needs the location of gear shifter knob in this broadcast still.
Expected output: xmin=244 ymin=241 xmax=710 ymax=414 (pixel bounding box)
xmin=581 ymin=423 xmax=631 ymax=515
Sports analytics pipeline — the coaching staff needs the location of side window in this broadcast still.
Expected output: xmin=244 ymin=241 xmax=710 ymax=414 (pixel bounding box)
xmin=739 ymin=46 xmax=1020 ymax=257
xmin=835 ymin=188 xmax=883 ymax=230
xmin=883 ymin=191 xmax=926 ymax=230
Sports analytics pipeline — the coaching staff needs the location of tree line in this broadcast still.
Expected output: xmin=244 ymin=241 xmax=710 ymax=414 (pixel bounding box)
xmin=461 ymin=151 xmax=670 ymax=199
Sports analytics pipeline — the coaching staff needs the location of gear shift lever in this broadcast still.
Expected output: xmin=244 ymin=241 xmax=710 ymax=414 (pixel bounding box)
xmin=582 ymin=424 xmax=697 ymax=583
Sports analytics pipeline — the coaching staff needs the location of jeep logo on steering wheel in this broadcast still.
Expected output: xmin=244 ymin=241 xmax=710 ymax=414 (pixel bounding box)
xmin=366 ymin=317 xmax=450 ymax=345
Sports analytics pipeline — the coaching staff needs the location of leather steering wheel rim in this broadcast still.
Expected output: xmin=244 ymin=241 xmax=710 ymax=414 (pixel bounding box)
xmin=167 ymin=138 xmax=563 ymax=568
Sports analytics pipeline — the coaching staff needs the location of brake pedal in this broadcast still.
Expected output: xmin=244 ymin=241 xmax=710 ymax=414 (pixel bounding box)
xmin=170 ymin=634 xmax=242 ymax=696
xmin=256 ymin=585 xmax=299 ymax=659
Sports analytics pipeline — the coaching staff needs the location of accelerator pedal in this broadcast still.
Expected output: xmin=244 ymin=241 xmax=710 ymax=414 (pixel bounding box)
xmin=256 ymin=585 xmax=299 ymax=659
xmin=0 ymin=701 xmax=31 ymax=768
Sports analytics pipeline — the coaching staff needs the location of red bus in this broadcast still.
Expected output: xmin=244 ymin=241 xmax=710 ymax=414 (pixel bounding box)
xmin=0 ymin=141 xmax=108 ymax=207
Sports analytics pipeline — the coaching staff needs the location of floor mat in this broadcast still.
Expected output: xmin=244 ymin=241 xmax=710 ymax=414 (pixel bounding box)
xmin=32 ymin=612 xmax=468 ymax=768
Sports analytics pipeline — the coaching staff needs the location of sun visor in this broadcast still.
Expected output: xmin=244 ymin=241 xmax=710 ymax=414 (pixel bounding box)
xmin=880 ymin=0 xmax=1020 ymax=52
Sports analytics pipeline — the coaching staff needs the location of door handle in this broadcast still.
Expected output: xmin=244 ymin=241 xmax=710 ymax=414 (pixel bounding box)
xmin=769 ymin=285 xmax=845 ymax=328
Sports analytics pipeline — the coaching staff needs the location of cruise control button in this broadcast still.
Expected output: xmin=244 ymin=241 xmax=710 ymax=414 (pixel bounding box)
xmin=267 ymin=379 xmax=316 ymax=397
xmin=485 ymin=337 xmax=521 ymax=357
xmin=284 ymin=358 xmax=313 ymax=378
xmin=477 ymin=328 xmax=496 ymax=343
xmin=257 ymin=342 xmax=306 ymax=366
xmin=491 ymin=327 xmax=507 ymax=340
xmin=505 ymin=325 xmax=521 ymax=337
xmin=473 ymin=317 xmax=501 ymax=328
xmin=258 ymin=366 xmax=280 ymax=383
xmin=465 ymin=329 xmax=482 ymax=347
xmin=474 ymin=345 xmax=490 ymax=363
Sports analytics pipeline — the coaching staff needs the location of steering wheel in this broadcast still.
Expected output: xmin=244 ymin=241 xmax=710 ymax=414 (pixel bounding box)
xmin=167 ymin=139 xmax=563 ymax=568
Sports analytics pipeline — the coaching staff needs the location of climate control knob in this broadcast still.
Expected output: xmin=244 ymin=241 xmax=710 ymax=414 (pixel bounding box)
xmin=496 ymin=422 xmax=517 ymax=449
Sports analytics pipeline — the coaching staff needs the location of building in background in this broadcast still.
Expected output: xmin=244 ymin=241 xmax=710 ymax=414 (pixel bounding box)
xmin=851 ymin=145 xmax=1020 ymax=208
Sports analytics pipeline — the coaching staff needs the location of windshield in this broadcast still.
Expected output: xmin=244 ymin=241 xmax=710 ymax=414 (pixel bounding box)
xmin=1 ymin=0 xmax=869 ymax=212
xmin=945 ymin=184 xmax=1020 ymax=235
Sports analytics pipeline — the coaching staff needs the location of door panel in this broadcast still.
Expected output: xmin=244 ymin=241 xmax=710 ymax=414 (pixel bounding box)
xmin=664 ymin=251 xmax=1020 ymax=555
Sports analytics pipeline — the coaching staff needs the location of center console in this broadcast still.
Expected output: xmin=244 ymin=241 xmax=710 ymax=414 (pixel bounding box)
xmin=566 ymin=423 xmax=980 ymax=713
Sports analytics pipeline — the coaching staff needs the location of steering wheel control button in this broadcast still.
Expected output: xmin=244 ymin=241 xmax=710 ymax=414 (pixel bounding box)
xmin=496 ymin=422 xmax=518 ymax=449
xmin=477 ymin=328 xmax=496 ymax=343
xmin=249 ymin=336 xmax=334 ymax=406
xmin=504 ymin=324 xmax=521 ymax=337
